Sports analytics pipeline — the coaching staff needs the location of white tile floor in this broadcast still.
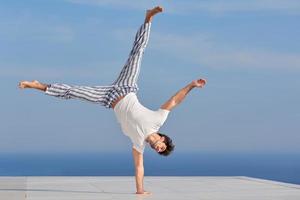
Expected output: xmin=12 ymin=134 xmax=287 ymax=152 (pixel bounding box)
xmin=0 ymin=176 xmax=299 ymax=200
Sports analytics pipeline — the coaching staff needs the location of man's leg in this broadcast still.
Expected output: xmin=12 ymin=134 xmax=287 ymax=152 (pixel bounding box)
xmin=19 ymin=80 xmax=113 ymax=107
xmin=112 ymin=6 xmax=163 ymax=87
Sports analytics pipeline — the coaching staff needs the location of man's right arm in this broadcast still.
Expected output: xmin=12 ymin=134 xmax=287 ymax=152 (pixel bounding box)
xmin=132 ymin=148 xmax=151 ymax=194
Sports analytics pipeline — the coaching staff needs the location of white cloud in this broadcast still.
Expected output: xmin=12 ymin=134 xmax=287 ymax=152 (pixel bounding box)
xmin=66 ymin=0 xmax=157 ymax=10
xmin=171 ymin=0 xmax=300 ymax=15
xmin=150 ymin=31 xmax=300 ymax=69
xmin=66 ymin=0 xmax=300 ymax=15
xmin=0 ymin=12 xmax=75 ymax=43
xmin=113 ymin=28 xmax=300 ymax=70
xmin=0 ymin=61 xmax=121 ymax=80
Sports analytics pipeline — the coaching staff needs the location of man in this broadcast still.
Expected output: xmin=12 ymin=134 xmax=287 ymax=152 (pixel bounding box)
xmin=19 ymin=6 xmax=206 ymax=195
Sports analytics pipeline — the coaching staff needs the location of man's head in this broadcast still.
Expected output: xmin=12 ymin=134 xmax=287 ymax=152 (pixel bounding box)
xmin=150 ymin=133 xmax=175 ymax=156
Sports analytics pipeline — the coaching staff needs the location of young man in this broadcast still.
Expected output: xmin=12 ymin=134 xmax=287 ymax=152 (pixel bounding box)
xmin=19 ymin=6 xmax=206 ymax=195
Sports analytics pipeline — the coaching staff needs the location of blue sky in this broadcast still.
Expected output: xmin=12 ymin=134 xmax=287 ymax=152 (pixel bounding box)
xmin=1 ymin=0 xmax=299 ymax=154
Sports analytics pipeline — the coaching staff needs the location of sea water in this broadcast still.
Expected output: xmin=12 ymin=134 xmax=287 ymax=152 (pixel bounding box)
xmin=0 ymin=152 xmax=299 ymax=185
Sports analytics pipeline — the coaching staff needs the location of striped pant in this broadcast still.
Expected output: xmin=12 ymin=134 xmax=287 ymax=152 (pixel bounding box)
xmin=45 ymin=22 xmax=151 ymax=109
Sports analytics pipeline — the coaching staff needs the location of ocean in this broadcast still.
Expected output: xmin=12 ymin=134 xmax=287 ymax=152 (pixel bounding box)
xmin=0 ymin=152 xmax=299 ymax=185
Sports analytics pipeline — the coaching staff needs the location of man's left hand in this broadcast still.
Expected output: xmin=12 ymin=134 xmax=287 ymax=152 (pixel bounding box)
xmin=192 ymin=79 xmax=207 ymax=88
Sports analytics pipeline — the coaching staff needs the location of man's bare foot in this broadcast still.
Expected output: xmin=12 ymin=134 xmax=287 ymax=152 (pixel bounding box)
xmin=19 ymin=80 xmax=37 ymax=89
xmin=19 ymin=80 xmax=47 ymax=91
xmin=145 ymin=6 xmax=163 ymax=23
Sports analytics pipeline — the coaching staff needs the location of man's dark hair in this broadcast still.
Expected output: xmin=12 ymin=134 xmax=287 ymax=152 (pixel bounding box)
xmin=157 ymin=133 xmax=175 ymax=156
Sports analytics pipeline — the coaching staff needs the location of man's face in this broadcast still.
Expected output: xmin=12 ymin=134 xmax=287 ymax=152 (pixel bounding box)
xmin=151 ymin=137 xmax=167 ymax=153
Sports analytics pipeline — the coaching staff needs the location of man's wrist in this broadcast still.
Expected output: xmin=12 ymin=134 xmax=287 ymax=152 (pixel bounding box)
xmin=189 ymin=82 xmax=196 ymax=88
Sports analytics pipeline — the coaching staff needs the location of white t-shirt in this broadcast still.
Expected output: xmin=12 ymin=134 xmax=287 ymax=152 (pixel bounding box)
xmin=113 ymin=92 xmax=170 ymax=153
